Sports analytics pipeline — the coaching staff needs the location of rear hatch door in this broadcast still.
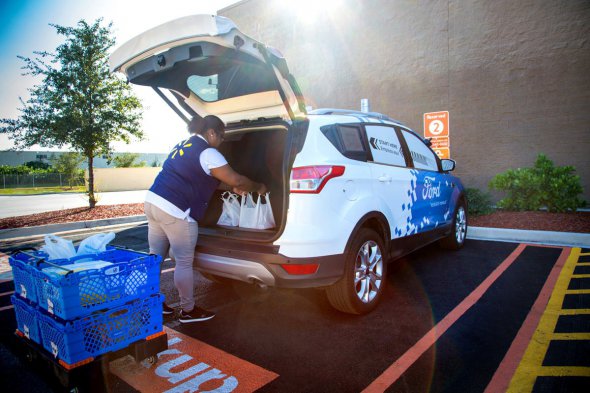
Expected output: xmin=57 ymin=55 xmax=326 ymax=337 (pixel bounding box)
xmin=109 ymin=14 xmax=306 ymax=125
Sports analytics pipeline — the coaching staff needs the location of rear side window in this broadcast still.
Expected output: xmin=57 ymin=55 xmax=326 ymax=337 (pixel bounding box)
xmin=401 ymin=129 xmax=439 ymax=171
xmin=322 ymin=125 xmax=368 ymax=161
xmin=365 ymin=125 xmax=406 ymax=167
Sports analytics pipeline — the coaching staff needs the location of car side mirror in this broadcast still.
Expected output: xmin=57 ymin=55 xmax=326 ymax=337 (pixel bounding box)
xmin=441 ymin=159 xmax=456 ymax=172
xmin=424 ymin=138 xmax=432 ymax=147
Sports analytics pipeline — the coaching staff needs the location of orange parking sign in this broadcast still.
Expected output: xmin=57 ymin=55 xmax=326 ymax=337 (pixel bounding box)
xmin=424 ymin=111 xmax=450 ymax=159
xmin=433 ymin=148 xmax=450 ymax=159
xmin=424 ymin=111 xmax=449 ymax=138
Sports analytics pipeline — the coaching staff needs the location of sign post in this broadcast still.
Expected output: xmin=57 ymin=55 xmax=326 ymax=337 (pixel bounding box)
xmin=423 ymin=111 xmax=450 ymax=159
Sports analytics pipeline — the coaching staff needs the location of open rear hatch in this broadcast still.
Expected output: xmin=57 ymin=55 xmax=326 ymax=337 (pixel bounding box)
xmin=109 ymin=14 xmax=306 ymax=124
xmin=109 ymin=15 xmax=309 ymax=241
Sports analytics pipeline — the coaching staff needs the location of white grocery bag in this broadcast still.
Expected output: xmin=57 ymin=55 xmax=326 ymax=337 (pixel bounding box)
xmin=239 ymin=192 xmax=275 ymax=230
xmin=257 ymin=193 xmax=276 ymax=229
xmin=76 ymin=232 xmax=115 ymax=256
xmin=217 ymin=191 xmax=241 ymax=226
xmin=41 ymin=234 xmax=77 ymax=260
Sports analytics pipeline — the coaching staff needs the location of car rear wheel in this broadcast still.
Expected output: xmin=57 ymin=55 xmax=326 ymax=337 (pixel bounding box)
xmin=326 ymin=228 xmax=387 ymax=314
xmin=439 ymin=202 xmax=467 ymax=250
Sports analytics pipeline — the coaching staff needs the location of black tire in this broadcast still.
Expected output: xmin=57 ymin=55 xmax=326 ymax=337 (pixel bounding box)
xmin=439 ymin=201 xmax=468 ymax=250
xmin=326 ymin=228 xmax=387 ymax=315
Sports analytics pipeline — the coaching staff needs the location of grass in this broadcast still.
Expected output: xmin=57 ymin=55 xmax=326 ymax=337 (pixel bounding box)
xmin=0 ymin=186 xmax=86 ymax=195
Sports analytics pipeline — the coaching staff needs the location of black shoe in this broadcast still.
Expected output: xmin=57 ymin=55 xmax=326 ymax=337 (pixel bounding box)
xmin=162 ymin=303 xmax=175 ymax=315
xmin=178 ymin=307 xmax=215 ymax=323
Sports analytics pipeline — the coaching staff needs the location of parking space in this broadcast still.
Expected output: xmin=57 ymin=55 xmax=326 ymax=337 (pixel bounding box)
xmin=501 ymin=247 xmax=590 ymax=392
xmin=1 ymin=226 xmax=589 ymax=392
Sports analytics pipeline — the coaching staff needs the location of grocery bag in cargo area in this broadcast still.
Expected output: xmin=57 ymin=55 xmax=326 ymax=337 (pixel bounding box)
xmin=239 ymin=192 xmax=275 ymax=229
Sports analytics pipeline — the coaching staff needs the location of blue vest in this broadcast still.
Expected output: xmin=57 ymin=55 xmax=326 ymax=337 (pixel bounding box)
xmin=150 ymin=135 xmax=220 ymax=221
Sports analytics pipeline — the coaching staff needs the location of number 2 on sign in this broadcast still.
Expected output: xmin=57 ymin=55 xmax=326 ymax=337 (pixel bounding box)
xmin=429 ymin=120 xmax=444 ymax=135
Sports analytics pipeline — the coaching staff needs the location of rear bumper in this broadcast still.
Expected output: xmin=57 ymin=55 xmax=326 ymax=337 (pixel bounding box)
xmin=194 ymin=241 xmax=344 ymax=288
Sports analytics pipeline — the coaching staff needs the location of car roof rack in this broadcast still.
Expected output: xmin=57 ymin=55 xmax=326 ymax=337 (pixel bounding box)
xmin=308 ymin=108 xmax=405 ymax=125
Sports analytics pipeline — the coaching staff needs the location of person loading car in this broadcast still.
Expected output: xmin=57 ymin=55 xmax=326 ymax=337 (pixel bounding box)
xmin=145 ymin=115 xmax=267 ymax=323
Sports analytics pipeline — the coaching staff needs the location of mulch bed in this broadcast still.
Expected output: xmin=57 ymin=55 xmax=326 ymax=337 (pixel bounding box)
xmin=0 ymin=203 xmax=145 ymax=230
xmin=469 ymin=211 xmax=590 ymax=233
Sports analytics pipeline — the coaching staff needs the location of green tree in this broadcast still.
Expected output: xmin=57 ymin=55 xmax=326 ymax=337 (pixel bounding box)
xmin=51 ymin=152 xmax=84 ymax=188
xmin=112 ymin=152 xmax=146 ymax=168
xmin=0 ymin=19 xmax=143 ymax=207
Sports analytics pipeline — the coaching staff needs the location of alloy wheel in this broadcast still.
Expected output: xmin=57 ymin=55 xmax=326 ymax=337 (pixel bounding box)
xmin=354 ymin=240 xmax=384 ymax=303
xmin=455 ymin=206 xmax=467 ymax=244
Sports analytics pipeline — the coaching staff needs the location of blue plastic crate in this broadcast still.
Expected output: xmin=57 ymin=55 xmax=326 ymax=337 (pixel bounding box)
xmin=33 ymin=248 xmax=162 ymax=320
xmin=11 ymin=295 xmax=42 ymax=345
xmin=37 ymin=294 xmax=163 ymax=366
xmin=8 ymin=250 xmax=49 ymax=304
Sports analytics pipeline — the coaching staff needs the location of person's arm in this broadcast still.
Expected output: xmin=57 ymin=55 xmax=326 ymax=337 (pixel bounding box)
xmin=210 ymin=164 xmax=267 ymax=195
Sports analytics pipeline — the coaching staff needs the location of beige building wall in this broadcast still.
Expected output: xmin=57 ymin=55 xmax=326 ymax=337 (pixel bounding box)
xmin=220 ymin=0 xmax=590 ymax=201
xmin=86 ymin=168 xmax=161 ymax=192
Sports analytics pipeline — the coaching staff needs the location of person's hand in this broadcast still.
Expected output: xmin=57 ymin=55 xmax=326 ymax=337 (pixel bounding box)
xmin=232 ymin=187 xmax=247 ymax=195
xmin=257 ymin=183 xmax=268 ymax=195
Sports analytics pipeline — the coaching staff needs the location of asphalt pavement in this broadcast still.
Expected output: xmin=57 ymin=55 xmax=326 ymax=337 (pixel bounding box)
xmin=1 ymin=232 xmax=588 ymax=392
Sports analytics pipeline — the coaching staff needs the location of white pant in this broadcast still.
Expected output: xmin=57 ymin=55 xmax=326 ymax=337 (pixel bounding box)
xmin=144 ymin=202 xmax=199 ymax=312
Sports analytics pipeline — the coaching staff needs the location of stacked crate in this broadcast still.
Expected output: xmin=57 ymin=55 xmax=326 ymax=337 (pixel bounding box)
xmin=9 ymin=247 xmax=163 ymax=368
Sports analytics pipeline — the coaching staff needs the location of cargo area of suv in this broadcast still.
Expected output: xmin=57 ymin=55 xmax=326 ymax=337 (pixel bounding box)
xmin=198 ymin=123 xmax=290 ymax=240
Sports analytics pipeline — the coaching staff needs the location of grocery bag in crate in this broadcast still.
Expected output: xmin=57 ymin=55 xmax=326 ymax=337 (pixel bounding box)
xmin=11 ymin=295 xmax=42 ymax=345
xmin=37 ymin=294 xmax=163 ymax=367
xmin=8 ymin=249 xmax=49 ymax=304
xmin=34 ymin=248 xmax=162 ymax=320
xmin=41 ymin=233 xmax=115 ymax=260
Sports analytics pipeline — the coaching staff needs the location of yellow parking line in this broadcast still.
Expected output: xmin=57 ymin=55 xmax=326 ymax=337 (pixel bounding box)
xmin=551 ymin=332 xmax=590 ymax=340
xmin=559 ymin=309 xmax=590 ymax=315
xmin=579 ymin=253 xmax=590 ymax=256
xmin=536 ymin=366 xmax=590 ymax=377
xmin=572 ymin=274 xmax=590 ymax=278
xmin=565 ymin=289 xmax=590 ymax=295
xmin=577 ymin=262 xmax=590 ymax=266
xmin=507 ymin=248 xmax=581 ymax=392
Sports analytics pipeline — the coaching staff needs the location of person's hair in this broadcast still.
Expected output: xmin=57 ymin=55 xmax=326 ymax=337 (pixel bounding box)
xmin=188 ymin=115 xmax=225 ymax=136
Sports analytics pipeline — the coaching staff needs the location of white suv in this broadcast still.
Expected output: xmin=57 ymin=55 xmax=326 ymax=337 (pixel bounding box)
xmin=110 ymin=15 xmax=467 ymax=314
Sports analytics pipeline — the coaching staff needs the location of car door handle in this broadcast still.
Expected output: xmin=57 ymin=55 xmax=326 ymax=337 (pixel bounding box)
xmin=378 ymin=175 xmax=392 ymax=183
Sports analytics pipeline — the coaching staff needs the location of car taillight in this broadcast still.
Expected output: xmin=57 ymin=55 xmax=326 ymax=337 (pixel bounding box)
xmin=281 ymin=264 xmax=319 ymax=275
xmin=290 ymin=165 xmax=345 ymax=194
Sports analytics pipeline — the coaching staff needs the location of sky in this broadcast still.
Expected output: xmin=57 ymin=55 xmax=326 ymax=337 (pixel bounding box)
xmin=0 ymin=0 xmax=240 ymax=154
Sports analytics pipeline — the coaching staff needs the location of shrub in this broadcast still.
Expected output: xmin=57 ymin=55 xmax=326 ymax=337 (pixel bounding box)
xmin=489 ymin=154 xmax=585 ymax=212
xmin=0 ymin=164 xmax=54 ymax=175
xmin=465 ymin=187 xmax=494 ymax=216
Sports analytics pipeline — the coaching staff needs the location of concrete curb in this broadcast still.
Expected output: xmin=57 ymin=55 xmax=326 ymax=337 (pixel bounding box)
xmin=467 ymin=227 xmax=590 ymax=248
xmin=0 ymin=215 xmax=147 ymax=241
